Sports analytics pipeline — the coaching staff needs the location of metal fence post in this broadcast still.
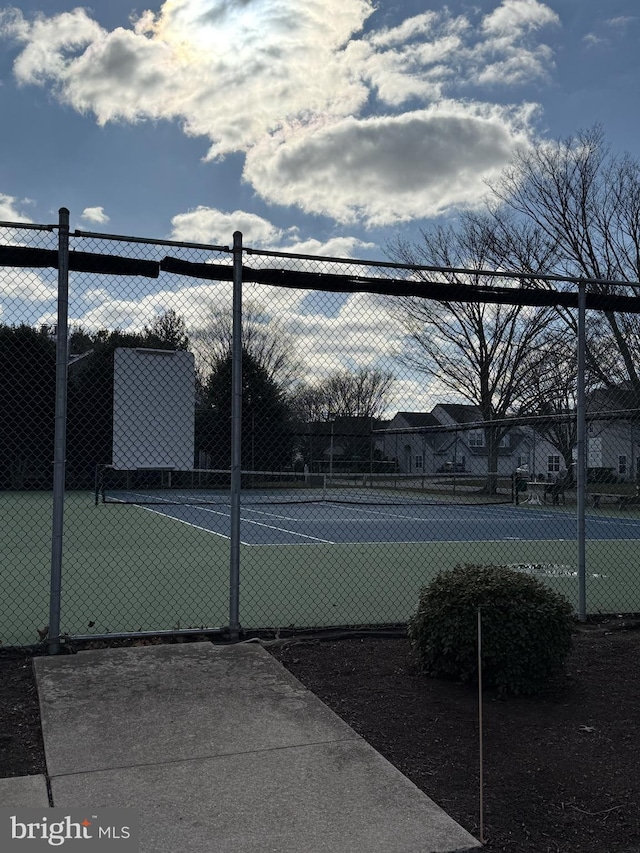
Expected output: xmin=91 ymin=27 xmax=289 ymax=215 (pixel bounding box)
xmin=576 ymin=281 xmax=587 ymax=621
xmin=48 ymin=208 xmax=70 ymax=653
xmin=229 ymin=231 xmax=243 ymax=640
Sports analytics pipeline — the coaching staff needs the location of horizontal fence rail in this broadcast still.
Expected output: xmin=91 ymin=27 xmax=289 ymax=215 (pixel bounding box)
xmin=1 ymin=210 xmax=640 ymax=651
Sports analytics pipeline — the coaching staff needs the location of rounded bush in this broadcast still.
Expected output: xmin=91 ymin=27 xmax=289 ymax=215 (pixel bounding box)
xmin=408 ymin=564 xmax=575 ymax=695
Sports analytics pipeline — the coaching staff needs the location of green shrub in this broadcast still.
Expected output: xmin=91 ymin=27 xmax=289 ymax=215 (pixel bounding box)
xmin=408 ymin=564 xmax=575 ymax=696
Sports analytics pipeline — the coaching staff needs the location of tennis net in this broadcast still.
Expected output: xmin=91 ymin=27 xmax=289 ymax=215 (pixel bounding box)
xmin=96 ymin=467 xmax=514 ymax=507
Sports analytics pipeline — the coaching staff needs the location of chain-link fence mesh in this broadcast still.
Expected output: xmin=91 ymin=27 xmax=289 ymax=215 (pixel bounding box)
xmin=240 ymin=250 xmax=579 ymax=630
xmin=1 ymin=222 xmax=59 ymax=647
xmin=2 ymin=215 xmax=640 ymax=648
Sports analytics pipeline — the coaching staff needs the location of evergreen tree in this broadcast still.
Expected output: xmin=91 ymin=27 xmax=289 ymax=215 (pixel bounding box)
xmin=0 ymin=325 xmax=56 ymax=489
xmin=197 ymin=349 xmax=294 ymax=471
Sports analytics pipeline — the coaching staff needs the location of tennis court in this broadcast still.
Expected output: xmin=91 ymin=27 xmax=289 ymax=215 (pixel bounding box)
xmin=3 ymin=489 xmax=640 ymax=647
xmin=126 ymin=495 xmax=640 ymax=545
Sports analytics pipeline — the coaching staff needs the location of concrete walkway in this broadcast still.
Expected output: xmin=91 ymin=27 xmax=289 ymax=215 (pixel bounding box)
xmin=2 ymin=642 xmax=480 ymax=852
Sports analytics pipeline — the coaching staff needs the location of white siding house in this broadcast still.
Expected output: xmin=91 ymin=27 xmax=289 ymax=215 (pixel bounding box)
xmin=376 ymin=404 xmax=567 ymax=478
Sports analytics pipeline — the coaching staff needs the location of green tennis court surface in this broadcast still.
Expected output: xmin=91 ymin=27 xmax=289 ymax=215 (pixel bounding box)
xmin=2 ymin=491 xmax=640 ymax=646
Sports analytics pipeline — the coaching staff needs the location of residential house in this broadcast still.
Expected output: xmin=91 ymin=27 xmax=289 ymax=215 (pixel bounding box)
xmin=377 ymin=412 xmax=441 ymax=474
xmin=585 ymin=385 xmax=640 ymax=482
xmin=305 ymin=386 xmax=640 ymax=483
xmin=377 ymin=404 xmax=564 ymax=478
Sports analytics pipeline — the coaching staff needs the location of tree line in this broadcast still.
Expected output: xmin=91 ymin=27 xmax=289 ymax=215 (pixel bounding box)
xmin=387 ymin=125 xmax=640 ymax=488
xmin=4 ymin=124 xmax=639 ymax=491
xmin=0 ymin=307 xmax=394 ymax=489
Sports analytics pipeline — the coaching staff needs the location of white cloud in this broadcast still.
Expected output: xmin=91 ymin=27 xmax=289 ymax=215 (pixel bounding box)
xmin=1 ymin=0 xmax=560 ymax=226
xmin=353 ymin=2 xmax=558 ymax=107
xmin=582 ymin=14 xmax=636 ymax=50
xmin=67 ymin=282 xmax=229 ymax=333
xmin=266 ymin=290 xmax=407 ymax=384
xmin=170 ymin=207 xmax=285 ymax=247
xmin=354 ymin=11 xmax=469 ymax=105
xmin=0 ymin=192 xmax=33 ymax=223
xmin=476 ymin=45 xmax=555 ymax=86
xmin=0 ymin=193 xmax=56 ymax=311
xmin=244 ymin=102 xmax=537 ymax=225
xmin=1 ymin=2 xmax=372 ymax=159
xmin=62 ymin=276 xmax=407 ymax=392
xmin=169 ymin=205 xmax=377 ymax=256
xmin=481 ymin=0 xmax=560 ymax=36
xmin=606 ymin=16 xmax=636 ymax=29
xmin=472 ymin=0 xmax=559 ymax=87
xmin=0 ymin=268 xmax=57 ymax=302
xmin=583 ymin=33 xmax=607 ymax=48
xmin=0 ymin=7 xmax=104 ymax=84
xmin=355 ymin=35 xmax=461 ymax=105
xmin=81 ymin=206 xmax=110 ymax=224
xmin=389 ymin=377 xmax=447 ymax=413
xmin=367 ymin=12 xmax=440 ymax=49
xmin=283 ymin=235 xmax=377 ymax=257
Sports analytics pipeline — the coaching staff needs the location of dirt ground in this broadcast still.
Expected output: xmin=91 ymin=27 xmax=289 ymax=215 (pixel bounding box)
xmin=2 ymin=622 xmax=639 ymax=853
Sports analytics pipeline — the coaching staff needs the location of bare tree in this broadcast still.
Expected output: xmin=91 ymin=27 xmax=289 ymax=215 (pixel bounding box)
xmin=491 ymin=125 xmax=640 ymax=395
xmin=144 ymin=309 xmax=190 ymax=350
xmin=517 ymin=330 xmax=579 ymax=472
xmin=387 ymin=220 xmax=555 ymax=491
xmin=292 ymin=367 xmax=395 ymax=422
xmin=193 ymin=302 xmax=300 ymax=390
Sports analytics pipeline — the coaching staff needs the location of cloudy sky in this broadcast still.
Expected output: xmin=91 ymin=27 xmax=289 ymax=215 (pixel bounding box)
xmin=1 ymin=0 xmax=638 ymax=251
xmin=1 ymin=0 xmax=639 ymax=411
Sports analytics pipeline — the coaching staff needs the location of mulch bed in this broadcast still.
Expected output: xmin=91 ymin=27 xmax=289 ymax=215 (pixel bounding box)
xmin=2 ymin=623 xmax=640 ymax=852
xmin=0 ymin=651 xmax=47 ymax=779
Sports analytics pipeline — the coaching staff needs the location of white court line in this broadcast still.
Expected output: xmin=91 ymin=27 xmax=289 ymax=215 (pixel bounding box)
xmin=121 ymin=495 xmax=334 ymax=544
xmin=324 ymin=502 xmax=540 ymax=524
xmin=325 ymin=503 xmax=448 ymax=523
xmin=324 ymin=502 xmax=640 ymax=529
xmin=136 ymin=505 xmax=231 ymax=540
xmin=243 ymin=537 xmax=589 ymax=547
xmin=188 ymin=505 xmax=336 ymax=544
xmin=585 ymin=516 xmax=640 ymax=529
xmin=137 ymin=504 xmax=334 ymax=545
xmin=237 ymin=506 xmax=307 ymax=521
xmin=119 ymin=491 xmax=323 ymax=524
xmin=117 ymin=496 xmax=640 ymax=546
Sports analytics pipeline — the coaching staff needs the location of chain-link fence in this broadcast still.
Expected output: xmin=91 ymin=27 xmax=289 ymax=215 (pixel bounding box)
xmin=1 ymin=221 xmax=60 ymax=649
xmin=2 ymin=210 xmax=640 ymax=649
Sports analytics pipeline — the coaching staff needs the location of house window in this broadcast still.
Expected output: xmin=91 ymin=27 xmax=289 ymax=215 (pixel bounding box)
xmin=468 ymin=430 xmax=484 ymax=447
xmin=499 ymin=434 xmax=510 ymax=448
xmin=588 ymin=437 xmax=602 ymax=467
xmin=548 ymin=455 xmax=561 ymax=474
xmin=517 ymin=455 xmax=529 ymax=469
xmin=619 ymin=455 xmax=627 ymax=475
xmin=415 ymin=455 xmax=423 ymax=470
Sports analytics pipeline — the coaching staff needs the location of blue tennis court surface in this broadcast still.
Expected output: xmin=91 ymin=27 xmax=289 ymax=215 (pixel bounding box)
xmin=6 ymin=490 xmax=640 ymax=646
xmin=135 ymin=501 xmax=640 ymax=545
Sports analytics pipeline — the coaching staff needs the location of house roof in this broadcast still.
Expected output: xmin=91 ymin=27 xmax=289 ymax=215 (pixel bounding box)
xmin=433 ymin=403 xmax=482 ymax=424
xmin=395 ymin=411 xmax=441 ymax=428
xmin=587 ymin=385 xmax=640 ymax=416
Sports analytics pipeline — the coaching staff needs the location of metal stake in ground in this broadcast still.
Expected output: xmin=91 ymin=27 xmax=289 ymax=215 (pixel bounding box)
xmin=477 ymin=606 xmax=485 ymax=845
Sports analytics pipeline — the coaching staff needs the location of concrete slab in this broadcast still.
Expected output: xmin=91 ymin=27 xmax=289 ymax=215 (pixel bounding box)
xmin=0 ymin=775 xmax=49 ymax=807
xmin=34 ymin=643 xmax=358 ymax=775
xmin=35 ymin=642 xmax=481 ymax=853
xmin=51 ymin=740 xmax=480 ymax=853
